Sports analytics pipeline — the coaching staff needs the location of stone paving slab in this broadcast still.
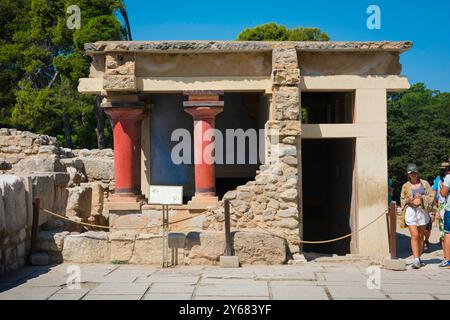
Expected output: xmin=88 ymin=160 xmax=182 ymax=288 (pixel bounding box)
xmin=48 ymin=292 xmax=87 ymax=300
xmin=1 ymin=263 xmax=450 ymax=300
xmin=194 ymin=296 xmax=270 ymax=300
xmin=195 ymin=284 xmax=269 ymax=297
xmin=326 ymin=286 xmax=388 ymax=300
xmin=89 ymin=283 xmax=149 ymax=295
xmin=143 ymin=293 xmax=193 ymax=300
xmin=271 ymin=285 xmax=328 ymax=300
xmin=388 ymin=293 xmax=436 ymax=300
xmin=148 ymin=283 xmax=196 ymax=294
xmin=83 ymin=294 xmax=143 ymax=300
xmin=0 ymin=286 xmax=61 ymax=300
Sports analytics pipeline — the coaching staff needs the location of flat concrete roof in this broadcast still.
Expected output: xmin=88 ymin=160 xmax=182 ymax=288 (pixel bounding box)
xmin=85 ymin=41 xmax=413 ymax=54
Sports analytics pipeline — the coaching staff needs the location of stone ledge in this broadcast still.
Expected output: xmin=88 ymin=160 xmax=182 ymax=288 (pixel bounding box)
xmin=85 ymin=41 xmax=413 ymax=54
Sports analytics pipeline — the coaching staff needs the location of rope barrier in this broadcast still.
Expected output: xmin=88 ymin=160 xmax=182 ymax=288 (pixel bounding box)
xmin=40 ymin=206 xmax=389 ymax=245
xmin=252 ymin=209 xmax=388 ymax=244
xmin=40 ymin=208 xmax=214 ymax=231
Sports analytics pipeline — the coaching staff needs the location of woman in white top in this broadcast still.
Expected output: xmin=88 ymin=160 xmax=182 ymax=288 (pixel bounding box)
xmin=400 ymin=164 xmax=435 ymax=269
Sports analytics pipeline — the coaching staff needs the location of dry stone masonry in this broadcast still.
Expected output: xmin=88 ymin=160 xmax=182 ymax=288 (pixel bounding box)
xmin=202 ymin=45 xmax=302 ymax=255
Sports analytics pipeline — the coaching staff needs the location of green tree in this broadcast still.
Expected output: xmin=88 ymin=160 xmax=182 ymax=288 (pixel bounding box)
xmin=388 ymin=83 xmax=450 ymax=200
xmin=236 ymin=22 xmax=330 ymax=41
xmin=1 ymin=0 xmax=132 ymax=149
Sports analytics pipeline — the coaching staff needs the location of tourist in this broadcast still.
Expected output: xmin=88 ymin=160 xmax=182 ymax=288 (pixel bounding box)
xmin=439 ymin=161 xmax=450 ymax=269
xmin=432 ymin=162 xmax=449 ymax=261
xmin=400 ymin=163 xmax=435 ymax=269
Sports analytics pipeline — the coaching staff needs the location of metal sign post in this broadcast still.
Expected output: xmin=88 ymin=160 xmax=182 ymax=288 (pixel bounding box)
xmin=148 ymin=185 xmax=183 ymax=268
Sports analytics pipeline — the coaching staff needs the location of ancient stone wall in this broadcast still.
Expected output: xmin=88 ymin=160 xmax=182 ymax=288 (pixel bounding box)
xmin=0 ymin=175 xmax=29 ymax=275
xmin=0 ymin=128 xmax=116 ymax=274
xmin=202 ymin=45 xmax=302 ymax=256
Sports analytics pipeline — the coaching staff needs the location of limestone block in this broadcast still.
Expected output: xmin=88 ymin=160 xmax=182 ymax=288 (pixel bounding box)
xmin=233 ymin=231 xmax=287 ymax=265
xmin=278 ymin=218 xmax=299 ymax=230
xmin=272 ymin=46 xmax=298 ymax=69
xmin=185 ymin=231 xmax=225 ymax=265
xmin=0 ymin=136 xmax=11 ymax=146
xmin=13 ymin=156 xmax=66 ymax=173
xmin=272 ymin=69 xmax=300 ymax=86
xmin=105 ymin=54 xmax=135 ymax=75
xmin=129 ymin=234 xmax=165 ymax=265
xmin=266 ymin=121 xmax=301 ymax=136
xmin=103 ymin=75 xmax=137 ymax=91
xmin=0 ymin=175 xmax=27 ymax=233
xmin=280 ymin=189 xmax=297 ymax=202
xmin=36 ymin=231 xmax=69 ymax=252
xmin=277 ymin=208 xmax=299 ymax=219
xmin=62 ymin=231 xmax=110 ymax=263
xmin=79 ymin=157 xmax=114 ymax=181
xmin=38 ymin=145 xmax=60 ymax=154
xmin=66 ymin=186 xmax=92 ymax=219
xmin=273 ymin=87 xmax=300 ymax=120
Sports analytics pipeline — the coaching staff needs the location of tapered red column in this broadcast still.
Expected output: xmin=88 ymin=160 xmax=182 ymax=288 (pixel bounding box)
xmin=184 ymin=91 xmax=224 ymax=209
xmin=103 ymin=99 xmax=145 ymax=205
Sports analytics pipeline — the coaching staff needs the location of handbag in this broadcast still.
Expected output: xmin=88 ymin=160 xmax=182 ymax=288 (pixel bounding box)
xmin=400 ymin=204 xmax=408 ymax=229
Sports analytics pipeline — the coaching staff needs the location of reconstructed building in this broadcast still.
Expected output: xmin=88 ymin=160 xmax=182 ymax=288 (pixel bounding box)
xmin=79 ymin=40 xmax=412 ymax=257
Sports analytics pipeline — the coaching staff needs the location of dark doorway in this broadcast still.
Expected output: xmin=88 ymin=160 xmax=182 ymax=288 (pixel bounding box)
xmin=301 ymin=138 xmax=355 ymax=255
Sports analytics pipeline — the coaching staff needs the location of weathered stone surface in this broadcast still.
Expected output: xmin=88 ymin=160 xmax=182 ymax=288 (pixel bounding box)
xmin=103 ymin=75 xmax=137 ymax=91
xmin=233 ymin=232 xmax=287 ymax=265
xmin=36 ymin=231 xmax=69 ymax=252
xmin=186 ymin=232 xmax=225 ymax=265
xmin=14 ymin=157 xmax=66 ymax=173
xmin=79 ymin=157 xmax=114 ymax=181
xmin=277 ymin=208 xmax=299 ymax=219
xmin=85 ymin=41 xmax=413 ymax=54
xmin=0 ymin=175 xmax=27 ymax=233
xmin=62 ymin=231 xmax=110 ymax=263
xmin=273 ymin=87 xmax=300 ymax=120
xmin=277 ymin=218 xmax=299 ymax=230
xmin=66 ymin=185 xmax=92 ymax=219
xmin=129 ymin=234 xmax=165 ymax=265
xmin=272 ymin=46 xmax=298 ymax=69
xmin=280 ymin=189 xmax=298 ymax=202
xmin=272 ymin=69 xmax=300 ymax=86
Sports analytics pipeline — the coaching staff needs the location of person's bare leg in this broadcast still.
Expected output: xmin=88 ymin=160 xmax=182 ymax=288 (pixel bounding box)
xmin=445 ymin=233 xmax=450 ymax=262
xmin=418 ymin=226 xmax=426 ymax=257
xmin=408 ymin=225 xmax=420 ymax=258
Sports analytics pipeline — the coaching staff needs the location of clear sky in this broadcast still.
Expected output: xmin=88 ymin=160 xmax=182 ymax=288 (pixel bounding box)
xmin=124 ymin=0 xmax=450 ymax=92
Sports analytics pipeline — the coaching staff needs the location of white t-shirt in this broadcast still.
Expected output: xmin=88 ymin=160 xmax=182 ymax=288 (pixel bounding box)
xmin=444 ymin=174 xmax=450 ymax=211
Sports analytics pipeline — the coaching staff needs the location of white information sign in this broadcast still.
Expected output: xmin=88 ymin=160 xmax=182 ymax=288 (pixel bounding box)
xmin=148 ymin=185 xmax=183 ymax=205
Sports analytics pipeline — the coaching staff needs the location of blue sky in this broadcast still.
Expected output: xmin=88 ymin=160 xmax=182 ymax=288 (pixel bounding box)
xmin=124 ymin=0 xmax=450 ymax=92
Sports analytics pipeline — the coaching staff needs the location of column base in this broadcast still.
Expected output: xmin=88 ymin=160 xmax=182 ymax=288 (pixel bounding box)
xmin=187 ymin=195 xmax=219 ymax=210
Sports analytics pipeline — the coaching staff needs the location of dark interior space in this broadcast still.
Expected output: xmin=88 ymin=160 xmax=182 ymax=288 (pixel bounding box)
xmin=150 ymin=92 xmax=268 ymax=203
xmin=301 ymin=92 xmax=354 ymax=124
xmin=302 ymin=138 xmax=355 ymax=255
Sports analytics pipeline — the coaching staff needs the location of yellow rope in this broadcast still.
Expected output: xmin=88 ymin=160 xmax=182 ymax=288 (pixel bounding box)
xmin=40 ymin=208 xmax=213 ymax=231
xmin=41 ymin=207 xmax=389 ymax=245
xmin=252 ymin=209 xmax=388 ymax=244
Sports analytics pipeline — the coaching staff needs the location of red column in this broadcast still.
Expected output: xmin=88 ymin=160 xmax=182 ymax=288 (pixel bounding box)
xmin=184 ymin=91 xmax=224 ymax=204
xmin=104 ymin=107 xmax=145 ymax=201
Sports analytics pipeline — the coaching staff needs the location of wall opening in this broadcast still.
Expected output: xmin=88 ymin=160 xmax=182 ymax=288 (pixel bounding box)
xmin=149 ymin=92 xmax=268 ymax=203
xmin=301 ymin=92 xmax=354 ymax=124
xmin=301 ymin=138 xmax=355 ymax=255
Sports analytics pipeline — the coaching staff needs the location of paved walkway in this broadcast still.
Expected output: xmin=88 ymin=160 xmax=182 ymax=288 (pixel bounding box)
xmin=1 ymin=260 xmax=449 ymax=300
xmin=1 ymin=218 xmax=449 ymax=300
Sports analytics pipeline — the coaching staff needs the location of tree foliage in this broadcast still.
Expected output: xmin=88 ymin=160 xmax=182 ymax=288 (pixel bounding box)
xmin=0 ymin=0 xmax=131 ymax=148
xmin=236 ymin=22 xmax=330 ymax=41
xmin=388 ymin=83 xmax=450 ymax=200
